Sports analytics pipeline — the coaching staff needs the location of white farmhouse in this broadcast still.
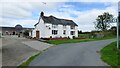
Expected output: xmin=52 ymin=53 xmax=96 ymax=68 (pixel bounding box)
xmin=31 ymin=12 xmax=78 ymax=39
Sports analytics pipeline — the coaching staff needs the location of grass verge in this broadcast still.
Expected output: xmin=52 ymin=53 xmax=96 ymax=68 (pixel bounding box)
xmin=100 ymin=41 xmax=120 ymax=68
xmin=18 ymin=48 xmax=49 ymax=68
xmin=46 ymin=36 xmax=116 ymax=45
xmin=17 ymin=52 xmax=42 ymax=68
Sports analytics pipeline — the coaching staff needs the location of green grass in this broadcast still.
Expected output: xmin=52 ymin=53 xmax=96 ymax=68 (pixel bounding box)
xmin=100 ymin=41 xmax=120 ymax=68
xmin=46 ymin=36 xmax=116 ymax=45
xmin=18 ymin=48 xmax=49 ymax=68
xmin=46 ymin=38 xmax=95 ymax=45
xmin=18 ymin=52 xmax=42 ymax=68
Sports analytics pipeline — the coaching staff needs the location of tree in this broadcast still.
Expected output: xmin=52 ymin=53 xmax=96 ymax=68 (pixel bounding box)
xmin=110 ymin=26 xmax=117 ymax=35
xmin=94 ymin=12 xmax=113 ymax=31
xmin=23 ymin=30 xmax=29 ymax=37
xmin=78 ymin=30 xmax=82 ymax=34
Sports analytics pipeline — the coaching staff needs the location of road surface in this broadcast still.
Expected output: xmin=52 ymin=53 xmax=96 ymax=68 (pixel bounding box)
xmin=29 ymin=39 xmax=116 ymax=66
xmin=2 ymin=35 xmax=53 ymax=66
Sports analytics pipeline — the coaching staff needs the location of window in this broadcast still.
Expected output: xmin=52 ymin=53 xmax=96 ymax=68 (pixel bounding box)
xmin=63 ymin=30 xmax=66 ymax=35
xmin=63 ymin=25 xmax=66 ymax=29
xmin=52 ymin=25 xmax=58 ymax=28
xmin=52 ymin=30 xmax=58 ymax=35
xmin=71 ymin=26 xmax=75 ymax=29
xmin=71 ymin=31 xmax=75 ymax=35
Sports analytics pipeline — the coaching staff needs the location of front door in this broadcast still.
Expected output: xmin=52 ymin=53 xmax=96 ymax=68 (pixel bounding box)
xmin=36 ymin=31 xmax=40 ymax=39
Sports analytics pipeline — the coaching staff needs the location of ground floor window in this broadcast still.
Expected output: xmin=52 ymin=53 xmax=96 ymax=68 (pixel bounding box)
xmin=70 ymin=31 xmax=75 ymax=35
xmin=52 ymin=30 xmax=58 ymax=35
xmin=63 ymin=30 xmax=66 ymax=35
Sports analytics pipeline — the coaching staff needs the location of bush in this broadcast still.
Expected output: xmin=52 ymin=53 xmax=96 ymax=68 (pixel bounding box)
xmin=50 ymin=36 xmax=52 ymax=38
xmin=73 ymin=36 xmax=75 ymax=39
xmin=23 ymin=30 xmax=29 ymax=37
xmin=60 ymin=36 xmax=62 ymax=38
xmin=63 ymin=37 xmax=68 ymax=38
xmin=68 ymin=36 xmax=70 ymax=39
xmin=89 ymin=33 xmax=96 ymax=38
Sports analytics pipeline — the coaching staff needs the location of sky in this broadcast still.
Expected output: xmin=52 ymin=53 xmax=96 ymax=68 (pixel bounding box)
xmin=0 ymin=0 xmax=119 ymax=32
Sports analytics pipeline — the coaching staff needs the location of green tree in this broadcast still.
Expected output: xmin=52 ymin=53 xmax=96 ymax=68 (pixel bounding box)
xmin=94 ymin=12 xmax=113 ymax=31
xmin=23 ymin=30 xmax=29 ymax=37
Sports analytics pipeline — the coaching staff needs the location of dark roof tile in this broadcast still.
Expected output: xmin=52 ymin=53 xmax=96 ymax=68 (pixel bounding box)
xmin=35 ymin=15 xmax=78 ymax=26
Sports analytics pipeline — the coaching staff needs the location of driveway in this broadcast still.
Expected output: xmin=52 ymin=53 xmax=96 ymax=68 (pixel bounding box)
xmin=1 ymin=35 xmax=52 ymax=66
xmin=29 ymin=39 xmax=116 ymax=66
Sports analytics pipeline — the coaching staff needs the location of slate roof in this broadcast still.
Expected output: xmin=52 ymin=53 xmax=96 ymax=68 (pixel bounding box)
xmin=35 ymin=15 xmax=78 ymax=26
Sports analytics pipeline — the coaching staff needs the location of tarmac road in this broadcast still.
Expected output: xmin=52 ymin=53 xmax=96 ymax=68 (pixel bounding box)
xmin=29 ymin=39 xmax=116 ymax=66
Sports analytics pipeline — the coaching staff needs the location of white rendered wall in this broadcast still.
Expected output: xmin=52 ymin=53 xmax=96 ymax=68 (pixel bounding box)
xmin=32 ymin=18 xmax=78 ymax=39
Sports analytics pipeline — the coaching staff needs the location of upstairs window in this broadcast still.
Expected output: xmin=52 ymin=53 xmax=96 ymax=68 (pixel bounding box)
xmin=71 ymin=26 xmax=75 ymax=29
xmin=52 ymin=25 xmax=58 ymax=28
xmin=63 ymin=25 xmax=66 ymax=29
xmin=52 ymin=30 xmax=58 ymax=35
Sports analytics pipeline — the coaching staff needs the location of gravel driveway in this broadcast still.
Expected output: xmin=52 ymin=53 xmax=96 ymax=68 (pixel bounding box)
xmin=2 ymin=36 xmax=39 ymax=66
xmin=29 ymin=39 xmax=116 ymax=66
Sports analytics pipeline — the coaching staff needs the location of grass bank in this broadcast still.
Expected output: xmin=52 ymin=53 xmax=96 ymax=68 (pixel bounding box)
xmin=18 ymin=52 xmax=42 ymax=68
xmin=100 ymin=41 xmax=120 ymax=68
xmin=18 ymin=48 xmax=49 ymax=68
xmin=46 ymin=36 xmax=116 ymax=45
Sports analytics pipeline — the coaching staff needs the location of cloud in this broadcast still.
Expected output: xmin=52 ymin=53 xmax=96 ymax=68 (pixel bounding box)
xmin=1 ymin=18 xmax=37 ymax=28
xmin=0 ymin=2 xmax=64 ymax=19
xmin=75 ymin=4 xmax=117 ymax=31
xmin=0 ymin=2 xmax=118 ymax=32
xmin=1 ymin=0 xmax=119 ymax=2
xmin=43 ymin=2 xmax=117 ymax=32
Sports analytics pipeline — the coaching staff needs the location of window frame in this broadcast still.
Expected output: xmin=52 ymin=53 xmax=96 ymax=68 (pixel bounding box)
xmin=52 ymin=25 xmax=58 ymax=28
xmin=63 ymin=25 xmax=66 ymax=29
xmin=52 ymin=30 xmax=58 ymax=35
xmin=71 ymin=26 xmax=75 ymax=29
xmin=70 ymin=31 xmax=75 ymax=35
xmin=63 ymin=30 xmax=66 ymax=35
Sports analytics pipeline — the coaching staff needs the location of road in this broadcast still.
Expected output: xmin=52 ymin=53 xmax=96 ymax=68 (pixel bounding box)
xmin=29 ymin=39 xmax=116 ymax=66
xmin=1 ymin=35 xmax=53 ymax=66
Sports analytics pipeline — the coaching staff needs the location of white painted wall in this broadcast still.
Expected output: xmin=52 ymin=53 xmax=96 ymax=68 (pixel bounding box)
xmin=32 ymin=18 xmax=78 ymax=39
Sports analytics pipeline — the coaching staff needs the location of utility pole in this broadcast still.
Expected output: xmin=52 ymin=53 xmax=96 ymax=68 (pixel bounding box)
xmin=117 ymin=2 xmax=120 ymax=50
xmin=117 ymin=15 xmax=119 ymax=49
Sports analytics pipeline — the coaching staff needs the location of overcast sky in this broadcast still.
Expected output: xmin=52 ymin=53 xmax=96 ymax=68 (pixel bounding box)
xmin=0 ymin=0 xmax=119 ymax=32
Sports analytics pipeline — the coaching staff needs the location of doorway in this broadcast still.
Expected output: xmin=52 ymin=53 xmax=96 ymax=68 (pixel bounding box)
xmin=36 ymin=31 xmax=40 ymax=39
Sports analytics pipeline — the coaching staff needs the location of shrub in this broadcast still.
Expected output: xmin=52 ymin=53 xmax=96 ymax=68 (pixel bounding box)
xmin=50 ymin=36 xmax=52 ymax=38
xmin=23 ymin=30 xmax=29 ymax=37
xmin=60 ymin=36 xmax=62 ymax=38
xmin=68 ymin=36 xmax=70 ymax=39
xmin=63 ymin=37 xmax=68 ymax=38
xmin=73 ymin=36 xmax=75 ymax=39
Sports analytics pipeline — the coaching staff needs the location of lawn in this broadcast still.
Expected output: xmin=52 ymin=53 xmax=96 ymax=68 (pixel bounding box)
xmin=100 ymin=41 xmax=120 ymax=68
xmin=46 ymin=36 xmax=116 ymax=45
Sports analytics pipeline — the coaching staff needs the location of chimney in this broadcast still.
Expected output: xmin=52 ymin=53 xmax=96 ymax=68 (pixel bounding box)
xmin=40 ymin=11 xmax=44 ymax=17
